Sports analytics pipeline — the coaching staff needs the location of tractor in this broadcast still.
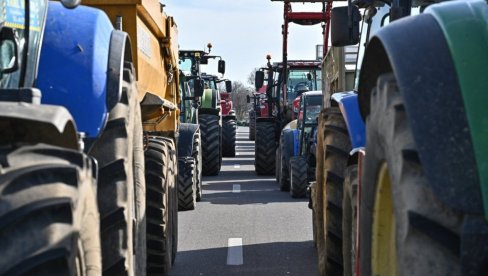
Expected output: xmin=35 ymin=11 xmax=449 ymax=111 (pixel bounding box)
xmin=0 ymin=0 xmax=104 ymax=274
xmin=253 ymin=0 xmax=330 ymax=176
xmin=201 ymin=73 xmax=235 ymax=157
xmin=254 ymin=59 xmax=323 ymax=175
xmin=276 ymin=91 xmax=322 ymax=198
xmin=179 ymin=48 xmax=227 ymax=176
xmin=248 ymin=83 xmax=268 ymax=141
xmin=18 ymin=0 xmax=185 ymax=275
xmin=177 ymin=69 xmax=204 ymax=211
xmin=312 ymin=1 xmax=488 ymax=275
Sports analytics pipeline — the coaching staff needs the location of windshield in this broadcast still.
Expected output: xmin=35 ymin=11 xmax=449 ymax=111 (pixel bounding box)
xmin=204 ymin=78 xmax=217 ymax=90
xmin=304 ymin=95 xmax=321 ymax=124
xmin=179 ymin=57 xmax=193 ymax=74
xmin=287 ymin=68 xmax=322 ymax=104
xmin=1 ymin=0 xmax=47 ymax=88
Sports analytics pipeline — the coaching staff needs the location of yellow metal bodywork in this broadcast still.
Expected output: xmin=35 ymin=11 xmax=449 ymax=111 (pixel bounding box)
xmin=84 ymin=0 xmax=180 ymax=133
xmin=372 ymin=163 xmax=398 ymax=276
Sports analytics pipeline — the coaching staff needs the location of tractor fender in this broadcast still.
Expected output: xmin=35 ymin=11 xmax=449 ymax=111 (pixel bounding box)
xmin=178 ymin=123 xmax=199 ymax=158
xmin=331 ymin=92 xmax=365 ymax=155
xmin=283 ymin=119 xmax=297 ymax=130
xmin=292 ymin=129 xmax=300 ymax=157
xmin=281 ymin=129 xmax=296 ymax=166
xmin=0 ymin=102 xmax=78 ymax=150
xmin=357 ymin=11 xmax=482 ymax=215
xmin=37 ymin=2 xmax=114 ymax=139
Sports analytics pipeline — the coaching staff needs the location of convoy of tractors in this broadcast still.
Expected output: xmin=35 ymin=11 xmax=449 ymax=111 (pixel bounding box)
xmin=0 ymin=0 xmax=487 ymax=275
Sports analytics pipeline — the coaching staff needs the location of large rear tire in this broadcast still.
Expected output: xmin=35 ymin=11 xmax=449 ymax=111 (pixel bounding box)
xmin=249 ymin=110 xmax=256 ymax=141
xmin=177 ymin=157 xmax=196 ymax=211
xmin=360 ymin=74 xmax=461 ymax=276
xmin=193 ymin=130 xmax=203 ymax=201
xmin=279 ymin=130 xmax=294 ymax=191
xmin=290 ymin=156 xmax=308 ymax=198
xmin=254 ymin=121 xmax=276 ymax=175
xmin=342 ymin=165 xmax=358 ymax=276
xmin=89 ymin=63 xmax=145 ymax=275
xmin=222 ymin=118 xmax=236 ymax=157
xmin=145 ymin=137 xmax=178 ymax=275
xmin=0 ymin=144 xmax=101 ymax=275
xmin=200 ymin=114 xmax=221 ymax=176
xmin=317 ymin=107 xmax=351 ymax=276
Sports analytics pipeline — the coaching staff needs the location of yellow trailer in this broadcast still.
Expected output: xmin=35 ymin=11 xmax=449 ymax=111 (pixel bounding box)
xmin=83 ymin=1 xmax=186 ymax=274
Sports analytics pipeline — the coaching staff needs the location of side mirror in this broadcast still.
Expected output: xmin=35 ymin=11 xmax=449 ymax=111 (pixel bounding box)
xmin=255 ymin=71 xmax=264 ymax=89
xmin=218 ymin=60 xmax=226 ymax=74
xmin=225 ymin=80 xmax=232 ymax=93
xmin=307 ymin=73 xmax=312 ymax=81
xmin=194 ymin=78 xmax=204 ymax=98
xmin=246 ymin=95 xmax=251 ymax=103
xmin=0 ymin=27 xmax=19 ymax=74
xmin=331 ymin=6 xmax=361 ymax=47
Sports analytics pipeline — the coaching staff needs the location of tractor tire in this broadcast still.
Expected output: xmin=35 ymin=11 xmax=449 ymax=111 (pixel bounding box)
xmin=319 ymin=107 xmax=352 ymax=276
xmin=222 ymin=119 xmax=236 ymax=157
xmin=193 ymin=130 xmax=203 ymax=202
xmin=342 ymin=165 xmax=358 ymax=276
xmin=254 ymin=121 xmax=276 ymax=175
xmin=360 ymin=74 xmax=461 ymax=276
xmin=177 ymin=157 xmax=196 ymax=211
xmin=279 ymin=130 xmax=294 ymax=191
xmin=144 ymin=137 xmax=178 ymax=275
xmin=289 ymin=156 xmax=308 ymax=198
xmin=89 ymin=63 xmax=145 ymax=275
xmin=275 ymin=147 xmax=281 ymax=183
xmin=249 ymin=110 xmax=256 ymax=141
xmin=200 ymin=114 xmax=221 ymax=176
xmin=0 ymin=144 xmax=101 ymax=275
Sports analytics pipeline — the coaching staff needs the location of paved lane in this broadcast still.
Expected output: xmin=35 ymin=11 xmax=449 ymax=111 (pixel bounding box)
xmin=171 ymin=126 xmax=317 ymax=276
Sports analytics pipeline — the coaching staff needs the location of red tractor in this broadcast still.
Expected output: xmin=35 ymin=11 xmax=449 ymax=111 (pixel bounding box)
xmin=219 ymin=80 xmax=237 ymax=157
xmin=253 ymin=0 xmax=331 ymax=175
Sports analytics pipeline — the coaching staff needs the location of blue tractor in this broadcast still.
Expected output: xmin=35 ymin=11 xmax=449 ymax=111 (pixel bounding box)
xmin=0 ymin=0 xmax=152 ymax=274
xmin=277 ymin=91 xmax=322 ymax=198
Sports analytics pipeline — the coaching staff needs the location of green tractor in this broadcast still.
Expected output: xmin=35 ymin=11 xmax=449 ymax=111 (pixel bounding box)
xmin=313 ymin=0 xmax=488 ymax=275
xmin=177 ymin=69 xmax=204 ymax=210
xmin=179 ymin=48 xmax=226 ymax=176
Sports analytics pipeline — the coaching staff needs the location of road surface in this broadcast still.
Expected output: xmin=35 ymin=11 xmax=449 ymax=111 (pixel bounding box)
xmin=171 ymin=126 xmax=318 ymax=276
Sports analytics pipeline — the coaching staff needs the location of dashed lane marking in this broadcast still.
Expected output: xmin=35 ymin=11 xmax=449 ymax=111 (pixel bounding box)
xmin=227 ymin=238 xmax=243 ymax=265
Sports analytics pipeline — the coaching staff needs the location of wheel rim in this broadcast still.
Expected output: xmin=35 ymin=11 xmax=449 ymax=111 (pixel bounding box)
xmin=372 ymin=163 xmax=397 ymax=276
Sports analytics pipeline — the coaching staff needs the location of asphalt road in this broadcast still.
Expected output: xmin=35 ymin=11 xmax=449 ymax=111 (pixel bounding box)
xmin=171 ymin=126 xmax=318 ymax=276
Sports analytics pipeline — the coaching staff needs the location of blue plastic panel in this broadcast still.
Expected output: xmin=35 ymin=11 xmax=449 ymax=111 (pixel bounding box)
xmin=332 ymin=92 xmax=365 ymax=153
xmin=37 ymin=2 xmax=113 ymax=138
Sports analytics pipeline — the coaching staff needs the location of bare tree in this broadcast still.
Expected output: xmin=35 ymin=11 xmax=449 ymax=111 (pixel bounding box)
xmin=230 ymin=81 xmax=252 ymax=122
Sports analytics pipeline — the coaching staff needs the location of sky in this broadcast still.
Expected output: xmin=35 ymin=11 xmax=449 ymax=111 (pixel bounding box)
xmin=164 ymin=0 xmax=328 ymax=86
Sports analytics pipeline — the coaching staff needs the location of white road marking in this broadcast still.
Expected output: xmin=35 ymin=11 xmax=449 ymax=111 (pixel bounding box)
xmin=233 ymin=184 xmax=241 ymax=193
xmin=234 ymin=164 xmax=240 ymax=169
xmin=227 ymin=238 xmax=243 ymax=265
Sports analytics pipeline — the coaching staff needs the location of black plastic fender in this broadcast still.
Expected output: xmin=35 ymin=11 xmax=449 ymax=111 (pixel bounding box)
xmin=178 ymin=123 xmax=199 ymax=158
xmin=282 ymin=129 xmax=296 ymax=167
xmin=106 ymin=30 xmax=133 ymax=112
xmin=0 ymin=102 xmax=78 ymax=150
xmin=358 ymin=13 xmax=481 ymax=215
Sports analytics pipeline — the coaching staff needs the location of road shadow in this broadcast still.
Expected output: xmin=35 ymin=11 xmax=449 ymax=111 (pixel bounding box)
xmin=170 ymin=241 xmax=318 ymax=276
